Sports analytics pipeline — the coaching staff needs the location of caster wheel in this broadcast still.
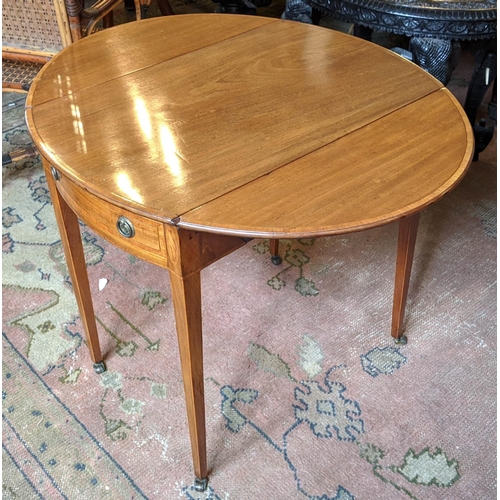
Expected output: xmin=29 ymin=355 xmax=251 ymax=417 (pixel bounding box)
xmin=93 ymin=361 xmax=106 ymax=374
xmin=194 ymin=477 xmax=208 ymax=492
xmin=271 ymin=255 xmax=282 ymax=265
xmin=394 ymin=335 xmax=407 ymax=345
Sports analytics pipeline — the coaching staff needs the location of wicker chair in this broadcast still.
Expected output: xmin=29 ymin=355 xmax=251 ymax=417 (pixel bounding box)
xmin=2 ymin=0 xmax=131 ymax=92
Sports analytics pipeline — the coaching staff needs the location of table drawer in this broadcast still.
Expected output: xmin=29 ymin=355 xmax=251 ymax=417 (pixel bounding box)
xmin=57 ymin=174 xmax=168 ymax=269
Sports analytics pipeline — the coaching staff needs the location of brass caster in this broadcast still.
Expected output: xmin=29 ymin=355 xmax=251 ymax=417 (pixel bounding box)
xmin=394 ymin=335 xmax=407 ymax=345
xmin=193 ymin=477 xmax=208 ymax=492
xmin=93 ymin=361 xmax=106 ymax=374
xmin=271 ymin=255 xmax=282 ymax=265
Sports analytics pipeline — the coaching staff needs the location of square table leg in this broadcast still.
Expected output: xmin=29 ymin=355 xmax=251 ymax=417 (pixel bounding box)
xmin=391 ymin=212 xmax=420 ymax=343
xmin=168 ymin=270 xmax=208 ymax=490
xmin=43 ymin=159 xmax=105 ymax=373
xmin=164 ymin=227 xmax=247 ymax=491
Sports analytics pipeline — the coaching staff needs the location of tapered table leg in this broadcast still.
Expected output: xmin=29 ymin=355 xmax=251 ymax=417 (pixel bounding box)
xmin=164 ymin=226 xmax=246 ymax=489
xmin=169 ymin=270 xmax=208 ymax=491
xmin=43 ymin=160 xmax=105 ymax=373
xmin=391 ymin=212 xmax=420 ymax=344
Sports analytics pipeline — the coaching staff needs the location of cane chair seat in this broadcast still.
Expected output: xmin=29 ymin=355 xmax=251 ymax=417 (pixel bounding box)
xmin=2 ymin=58 xmax=45 ymax=92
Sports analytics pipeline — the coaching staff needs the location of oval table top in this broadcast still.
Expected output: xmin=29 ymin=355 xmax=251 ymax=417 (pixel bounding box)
xmin=26 ymin=14 xmax=473 ymax=239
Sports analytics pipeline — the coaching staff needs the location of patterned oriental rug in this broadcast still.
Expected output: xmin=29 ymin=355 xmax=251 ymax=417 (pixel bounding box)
xmin=2 ymin=7 xmax=496 ymax=499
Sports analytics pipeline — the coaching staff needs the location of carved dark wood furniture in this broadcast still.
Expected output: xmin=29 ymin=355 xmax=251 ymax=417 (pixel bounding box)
xmin=307 ymin=0 xmax=496 ymax=42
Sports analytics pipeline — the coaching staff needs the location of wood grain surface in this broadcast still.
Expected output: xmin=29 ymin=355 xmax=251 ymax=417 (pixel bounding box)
xmin=180 ymin=89 xmax=472 ymax=237
xmin=27 ymin=14 xmax=473 ymax=238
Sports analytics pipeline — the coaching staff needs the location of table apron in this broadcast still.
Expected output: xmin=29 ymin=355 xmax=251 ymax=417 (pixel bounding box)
xmin=56 ymin=171 xmax=170 ymax=268
xmin=49 ymin=163 xmax=250 ymax=278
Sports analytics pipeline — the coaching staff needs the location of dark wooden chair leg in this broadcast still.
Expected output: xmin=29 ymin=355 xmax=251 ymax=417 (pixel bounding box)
xmin=311 ymin=7 xmax=322 ymax=25
xmin=157 ymin=0 xmax=175 ymax=15
xmin=391 ymin=212 xmax=420 ymax=344
xmin=353 ymin=24 xmax=373 ymax=41
xmin=103 ymin=11 xmax=114 ymax=28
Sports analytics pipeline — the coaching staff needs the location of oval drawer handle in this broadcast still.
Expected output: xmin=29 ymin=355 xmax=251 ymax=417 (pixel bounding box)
xmin=116 ymin=216 xmax=135 ymax=238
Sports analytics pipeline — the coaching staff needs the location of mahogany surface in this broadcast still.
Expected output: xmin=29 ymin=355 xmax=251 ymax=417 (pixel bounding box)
xmin=26 ymin=14 xmax=474 ymax=488
xmin=26 ymin=15 xmax=473 ymax=236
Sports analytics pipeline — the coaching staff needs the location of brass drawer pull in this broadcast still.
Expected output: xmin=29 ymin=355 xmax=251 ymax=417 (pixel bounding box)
xmin=116 ymin=216 xmax=135 ymax=238
xmin=51 ymin=166 xmax=61 ymax=181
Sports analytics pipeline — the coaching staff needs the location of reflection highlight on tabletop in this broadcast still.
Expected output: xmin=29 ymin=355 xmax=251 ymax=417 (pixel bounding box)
xmin=133 ymin=96 xmax=185 ymax=187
